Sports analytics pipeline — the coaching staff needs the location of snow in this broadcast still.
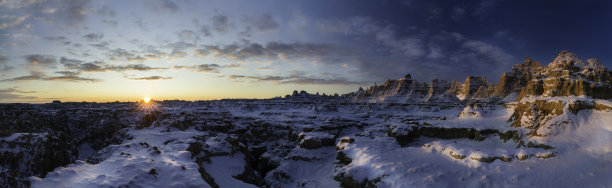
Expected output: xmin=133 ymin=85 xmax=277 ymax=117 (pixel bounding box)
xmin=9 ymin=96 xmax=610 ymax=187
xmin=204 ymin=154 xmax=256 ymax=188
xmin=30 ymin=127 xmax=210 ymax=188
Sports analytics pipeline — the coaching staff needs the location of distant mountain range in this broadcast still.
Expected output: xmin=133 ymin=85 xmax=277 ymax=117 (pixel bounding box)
xmin=340 ymin=50 xmax=612 ymax=103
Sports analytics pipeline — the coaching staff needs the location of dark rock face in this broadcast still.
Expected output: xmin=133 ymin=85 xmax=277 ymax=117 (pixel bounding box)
xmin=509 ymin=100 xmax=564 ymax=129
xmin=0 ymin=133 xmax=77 ymax=187
xmin=0 ymin=103 xmax=131 ymax=186
xmin=494 ymin=57 xmax=544 ymax=99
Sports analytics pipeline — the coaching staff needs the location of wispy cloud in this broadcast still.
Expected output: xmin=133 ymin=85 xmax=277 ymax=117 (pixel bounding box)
xmin=128 ymin=76 xmax=172 ymax=80
xmin=225 ymin=71 xmax=366 ymax=85
xmin=2 ymin=71 xmax=99 ymax=82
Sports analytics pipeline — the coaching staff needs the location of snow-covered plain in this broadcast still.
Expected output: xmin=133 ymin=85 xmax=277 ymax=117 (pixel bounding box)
xmin=0 ymin=96 xmax=609 ymax=187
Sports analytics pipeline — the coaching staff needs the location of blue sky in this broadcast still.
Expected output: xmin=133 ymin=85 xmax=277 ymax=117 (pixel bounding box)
xmin=1 ymin=0 xmax=611 ymax=102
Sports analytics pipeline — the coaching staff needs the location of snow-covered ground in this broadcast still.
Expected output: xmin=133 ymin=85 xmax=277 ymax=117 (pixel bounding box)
xmin=0 ymin=98 xmax=609 ymax=187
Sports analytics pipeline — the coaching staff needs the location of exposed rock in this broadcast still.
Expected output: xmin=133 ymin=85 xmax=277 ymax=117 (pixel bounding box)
xmin=471 ymin=86 xmax=490 ymax=100
xmin=0 ymin=133 xmax=77 ymax=187
xmin=494 ymin=57 xmax=544 ymax=98
xmin=509 ymin=100 xmax=564 ymax=129
xmin=297 ymin=132 xmax=335 ymax=149
xmin=458 ymin=76 xmax=489 ymax=100
xmin=516 ymin=51 xmax=612 ymax=101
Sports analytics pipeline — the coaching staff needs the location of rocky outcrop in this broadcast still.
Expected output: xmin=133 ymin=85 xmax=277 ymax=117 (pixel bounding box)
xmin=494 ymin=57 xmax=544 ymax=99
xmin=297 ymin=132 xmax=335 ymax=149
xmin=516 ymin=51 xmax=612 ymax=101
xmin=458 ymin=76 xmax=490 ymax=100
xmin=0 ymin=133 xmax=77 ymax=187
xmin=471 ymin=86 xmax=490 ymax=100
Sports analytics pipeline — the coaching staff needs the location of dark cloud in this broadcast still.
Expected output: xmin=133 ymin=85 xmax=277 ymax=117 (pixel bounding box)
xmin=43 ymin=36 xmax=68 ymax=42
xmin=107 ymin=64 xmax=168 ymax=72
xmin=90 ymin=41 xmax=110 ymax=50
xmin=3 ymin=74 xmax=44 ymax=81
xmin=128 ymin=76 xmax=172 ymax=80
xmin=24 ymin=55 xmax=56 ymax=67
xmin=61 ymin=57 xmax=167 ymax=72
xmin=173 ymin=63 xmax=240 ymax=73
xmin=106 ymin=48 xmax=146 ymax=62
xmin=197 ymin=64 xmax=221 ymax=73
xmin=83 ymin=33 xmax=103 ymax=41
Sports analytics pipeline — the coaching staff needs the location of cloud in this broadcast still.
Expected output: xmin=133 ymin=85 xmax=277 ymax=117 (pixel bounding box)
xmin=177 ymin=30 xmax=198 ymax=41
xmin=83 ymin=33 xmax=103 ymax=41
xmin=61 ymin=57 xmax=167 ymax=72
xmin=169 ymin=50 xmax=187 ymax=58
xmin=96 ymin=5 xmax=116 ymax=17
xmin=375 ymin=26 xmax=425 ymax=57
xmin=173 ymin=63 xmax=240 ymax=73
xmin=55 ymin=0 xmax=91 ymax=27
xmin=3 ymin=72 xmax=44 ymax=81
xmin=211 ymin=14 xmax=229 ymax=33
xmin=128 ymin=76 xmax=172 ymax=80
xmin=0 ymin=55 xmax=13 ymax=71
xmin=197 ymin=64 xmax=221 ymax=73
xmin=102 ymin=19 xmax=118 ymax=27
xmin=0 ymin=87 xmax=37 ymax=102
xmin=244 ymin=14 xmax=279 ymax=33
xmin=43 ymin=36 xmax=71 ymax=45
xmin=146 ymin=0 xmax=179 ymax=13
xmin=2 ymin=71 xmax=99 ymax=82
xmin=225 ymin=71 xmax=366 ymax=85
xmin=44 ymin=71 xmax=100 ymax=82
xmin=24 ymin=54 xmax=56 ymax=67
xmin=198 ymin=41 xmax=336 ymax=61
xmin=163 ymin=41 xmax=196 ymax=51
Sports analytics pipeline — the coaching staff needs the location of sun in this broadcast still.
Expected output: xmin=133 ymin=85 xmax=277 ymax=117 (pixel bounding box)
xmin=143 ymin=97 xmax=151 ymax=103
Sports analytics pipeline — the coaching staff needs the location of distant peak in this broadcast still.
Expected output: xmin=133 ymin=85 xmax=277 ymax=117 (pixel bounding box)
xmin=586 ymin=58 xmax=606 ymax=70
xmin=550 ymin=50 xmax=585 ymax=67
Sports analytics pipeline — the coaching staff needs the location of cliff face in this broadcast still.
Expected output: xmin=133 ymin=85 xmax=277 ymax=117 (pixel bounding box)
xmin=493 ymin=57 xmax=544 ymax=99
xmin=348 ymin=51 xmax=612 ymax=105
xmin=458 ymin=76 xmax=490 ymax=100
xmin=516 ymin=51 xmax=612 ymax=101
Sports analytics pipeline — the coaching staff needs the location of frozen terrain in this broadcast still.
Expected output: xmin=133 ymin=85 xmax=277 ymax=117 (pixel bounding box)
xmin=1 ymin=51 xmax=611 ymax=187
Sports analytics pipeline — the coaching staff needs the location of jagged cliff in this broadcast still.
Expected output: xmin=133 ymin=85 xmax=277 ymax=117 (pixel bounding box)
xmin=346 ymin=51 xmax=612 ymax=104
xmin=516 ymin=51 xmax=612 ymax=101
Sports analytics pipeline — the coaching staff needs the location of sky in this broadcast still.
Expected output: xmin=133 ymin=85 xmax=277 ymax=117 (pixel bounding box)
xmin=1 ymin=0 xmax=611 ymax=102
